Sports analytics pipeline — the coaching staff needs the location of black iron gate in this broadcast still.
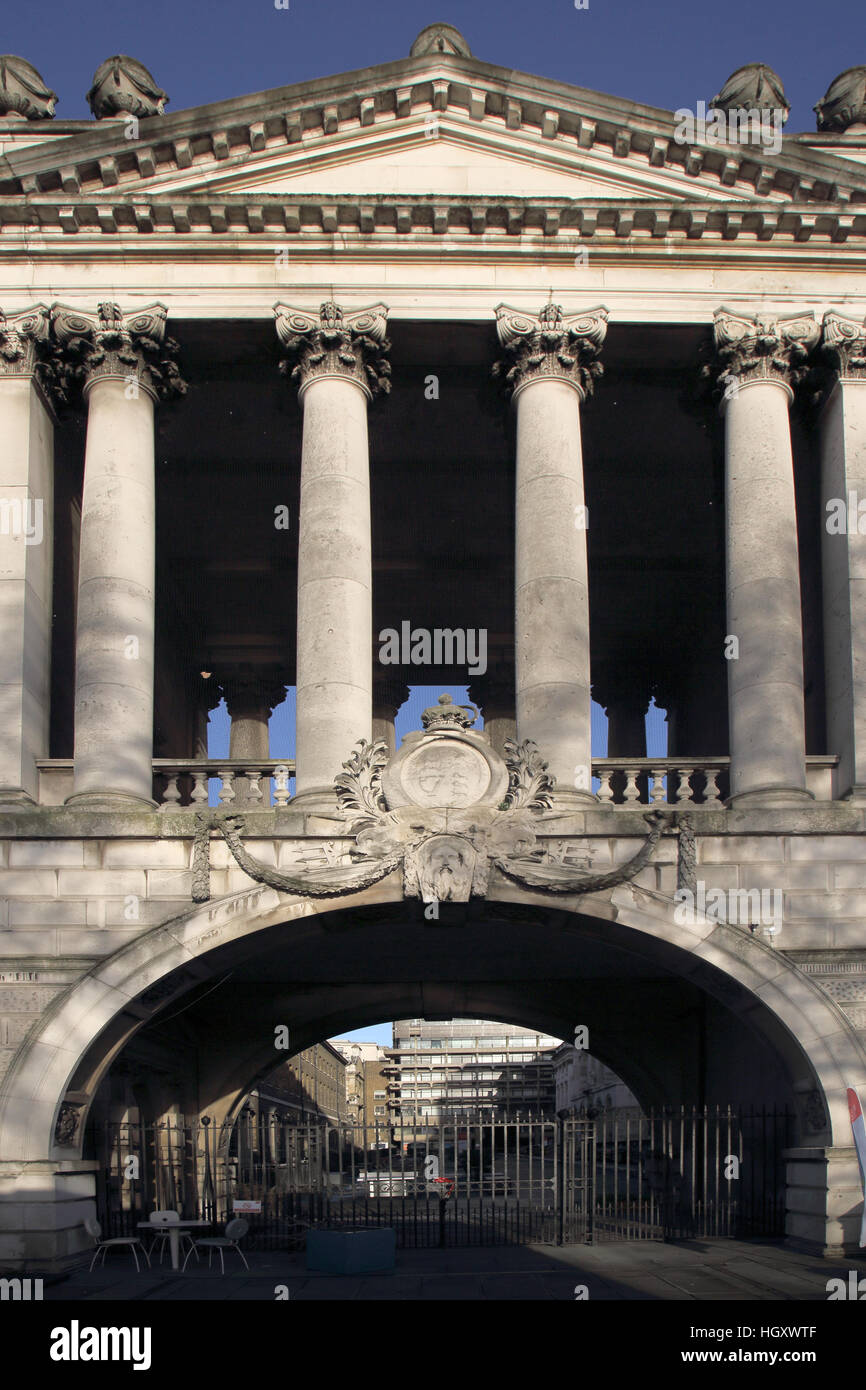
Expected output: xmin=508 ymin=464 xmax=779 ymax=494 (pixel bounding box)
xmin=90 ymin=1106 xmax=792 ymax=1250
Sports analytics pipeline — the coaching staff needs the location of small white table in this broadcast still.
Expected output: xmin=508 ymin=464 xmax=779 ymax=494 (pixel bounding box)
xmin=137 ymin=1219 xmax=212 ymax=1271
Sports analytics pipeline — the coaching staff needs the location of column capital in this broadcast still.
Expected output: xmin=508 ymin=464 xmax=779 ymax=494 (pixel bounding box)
xmin=821 ymin=310 xmax=866 ymax=382
xmin=372 ymin=675 xmax=409 ymax=711
xmin=220 ymin=667 xmax=288 ymax=719
xmin=591 ymin=663 xmax=652 ymax=719
xmin=0 ymin=304 xmax=51 ymax=378
xmin=711 ymin=306 xmax=820 ymax=397
xmin=493 ymin=302 xmax=609 ymax=401
xmin=47 ymin=301 xmax=186 ymax=408
xmin=273 ymin=300 xmax=391 ymax=400
xmin=468 ymin=667 xmax=514 ymax=711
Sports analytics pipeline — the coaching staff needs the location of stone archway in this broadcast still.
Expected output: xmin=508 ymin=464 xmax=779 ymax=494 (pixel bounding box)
xmin=1 ymin=875 xmax=865 ymax=1266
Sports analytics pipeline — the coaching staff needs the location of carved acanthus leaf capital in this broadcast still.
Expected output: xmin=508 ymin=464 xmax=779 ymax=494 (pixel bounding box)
xmin=711 ymin=307 xmax=820 ymax=394
xmin=493 ymin=303 xmax=609 ymax=400
xmin=220 ymin=669 xmax=289 ymax=719
xmin=46 ymin=302 xmax=186 ymax=407
xmin=0 ymin=304 xmax=50 ymax=378
xmin=274 ymin=301 xmax=391 ymax=399
xmin=821 ymin=311 xmax=866 ymax=380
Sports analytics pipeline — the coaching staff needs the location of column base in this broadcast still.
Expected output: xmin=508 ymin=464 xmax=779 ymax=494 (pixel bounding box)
xmin=841 ymin=784 xmax=866 ymax=806
xmin=290 ymin=786 xmax=341 ymax=814
xmin=64 ymin=790 xmax=157 ymax=811
xmin=550 ymin=788 xmax=604 ymax=810
xmin=0 ymin=789 xmax=38 ymax=811
xmin=727 ymin=784 xmax=815 ymax=809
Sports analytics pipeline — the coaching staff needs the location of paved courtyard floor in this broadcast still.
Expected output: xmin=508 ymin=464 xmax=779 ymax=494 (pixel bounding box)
xmin=39 ymin=1238 xmax=862 ymax=1301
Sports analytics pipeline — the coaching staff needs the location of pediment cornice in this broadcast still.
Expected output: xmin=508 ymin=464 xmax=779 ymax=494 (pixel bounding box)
xmin=1 ymin=50 xmax=865 ymax=208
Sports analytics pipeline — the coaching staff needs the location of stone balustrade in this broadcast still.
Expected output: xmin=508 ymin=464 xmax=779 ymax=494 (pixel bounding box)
xmin=152 ymin=759 xmax=296 ymax=808
xmin=31 ymin=755 xmax=836 ymax=808
xmin=34 ymin=758 xmax=295 ymax=808
xmin=592 ymin=757 xmax=838 ymax=805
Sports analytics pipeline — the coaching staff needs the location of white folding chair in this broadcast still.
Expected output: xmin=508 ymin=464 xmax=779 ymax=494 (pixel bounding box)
xmin=85 ymin=1216 xmax=151 ymax=1273
xmin=182 ymin=1217 xmax=250 ymax=1273
xmin=147 ymin=1209 xmax=199 ymax=1265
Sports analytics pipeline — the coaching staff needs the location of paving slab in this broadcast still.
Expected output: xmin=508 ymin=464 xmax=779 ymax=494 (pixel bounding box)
xmin=39 ymin=1238 xmax=862 ymax=1301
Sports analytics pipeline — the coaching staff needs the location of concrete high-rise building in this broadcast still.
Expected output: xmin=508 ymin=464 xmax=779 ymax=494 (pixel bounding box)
xmin=386 ymin=1019 xmax=560 ymax=1121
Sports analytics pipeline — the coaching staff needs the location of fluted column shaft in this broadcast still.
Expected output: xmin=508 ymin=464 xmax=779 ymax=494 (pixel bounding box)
xmin=0 ymin=307 xmax=53 ymax=807
xmin=275 ymin=302 xmax=390 ymax=806
xmin=495 ymin=303 xmax=608 ymax=804
xmin=820 ymin=312 xmax=866 ymax=801
xmin=714 ymin=308 xmax=817 ymax=805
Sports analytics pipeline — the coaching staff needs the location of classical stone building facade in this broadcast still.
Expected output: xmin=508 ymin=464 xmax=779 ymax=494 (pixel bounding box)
xmin=1 ymin=30 xmax=866 ymax=1269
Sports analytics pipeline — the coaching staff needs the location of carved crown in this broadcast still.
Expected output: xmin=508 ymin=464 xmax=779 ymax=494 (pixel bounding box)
xmin=421 ymin=693 xmax=479 ymax=731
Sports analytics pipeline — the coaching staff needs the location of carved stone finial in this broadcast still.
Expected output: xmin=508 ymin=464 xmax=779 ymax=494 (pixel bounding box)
xmin=815 ymin=67 xmax=866 ymax=133
xmin=0 ymin=56 xmax=57 ymax=120
xmin=711 ymin=307 xmax=820 ymax=394
xmin=710 ymin=63 xmax=789 ymax=125
xmin=273 ymin=301 xmax=391 ymax=399
xmin=421 ymin=693 xmax=479 ymax=731
xmin=409 ymin=23 xmax=472 ymax=58
xmin=821 ymin=311 xmax=866 ymax=379
xmin=493 ymin=303 xmax=609 ymax=401
xmin=0 ymin=304 xmax=50 ymax=378
xmin=87 ymin=55 xmax=168 ymax=119
xmin=46 ymin=302 xmax=186 ymax=408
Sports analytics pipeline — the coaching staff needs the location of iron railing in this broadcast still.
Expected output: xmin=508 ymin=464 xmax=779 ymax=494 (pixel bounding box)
xmin=88 ymin=1105 xmax=793 ymax=1251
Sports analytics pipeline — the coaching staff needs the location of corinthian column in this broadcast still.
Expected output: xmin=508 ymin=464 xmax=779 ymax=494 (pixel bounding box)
xmin=52 ymin=302 xmax=185 ymax=808
xmin=713 ymin=307 xmax=818 ymax=806
xmin=820 ymin=312 xmax=866 ymax=801
xmin=494 ymin=302 xmax=608 ymax=806
xmin=274 ymin=301 xmax=390 ymax=807
xmin=0 ymin=306 xmax=53 ymax=807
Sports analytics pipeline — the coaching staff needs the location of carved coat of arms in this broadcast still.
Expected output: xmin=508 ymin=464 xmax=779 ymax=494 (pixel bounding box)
xmin=193 ymin=695 xmax=665 ymax=904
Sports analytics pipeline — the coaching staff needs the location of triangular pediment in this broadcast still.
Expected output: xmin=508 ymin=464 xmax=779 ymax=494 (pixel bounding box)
xmin=2 ymin=47 xmax=864 ymax=220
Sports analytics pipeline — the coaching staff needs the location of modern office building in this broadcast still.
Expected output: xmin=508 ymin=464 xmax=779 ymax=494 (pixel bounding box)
xmin=386 ymin=1018 xmax=561 ymax=1122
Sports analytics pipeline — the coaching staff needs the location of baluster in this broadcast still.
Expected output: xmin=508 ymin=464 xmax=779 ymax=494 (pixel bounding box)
xmin=191 ymin=769 xmax=209 ymax=806
xmin=676 ymin=767 xmax=695 ymax=803
xmin=160 ymin=768 xmax=181 ymax=811
xmin=595 ymin=767 xmax=614 ymax=803
xmin=623 ymin=767 xmax=641 ymax=804
xmin=649 ymin=768 xmax=667 ymax=804
xmin=217 ymin=768 xmax=236 ymax=805
xmin=705 ymin=766 xmax=723 ymax=803
xmin=245 ymin=769 xmax=263 ymax=806
xmin=273 ymin=765 xmax=291 ymax=806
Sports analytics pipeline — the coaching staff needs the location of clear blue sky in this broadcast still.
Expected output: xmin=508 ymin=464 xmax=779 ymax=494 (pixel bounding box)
xmin=4 ymin=0 xmax=860 ymax=131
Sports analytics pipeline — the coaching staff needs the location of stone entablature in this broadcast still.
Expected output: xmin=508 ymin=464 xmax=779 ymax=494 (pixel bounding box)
xmin=1 ymin=196 xmax=863 ymax=250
